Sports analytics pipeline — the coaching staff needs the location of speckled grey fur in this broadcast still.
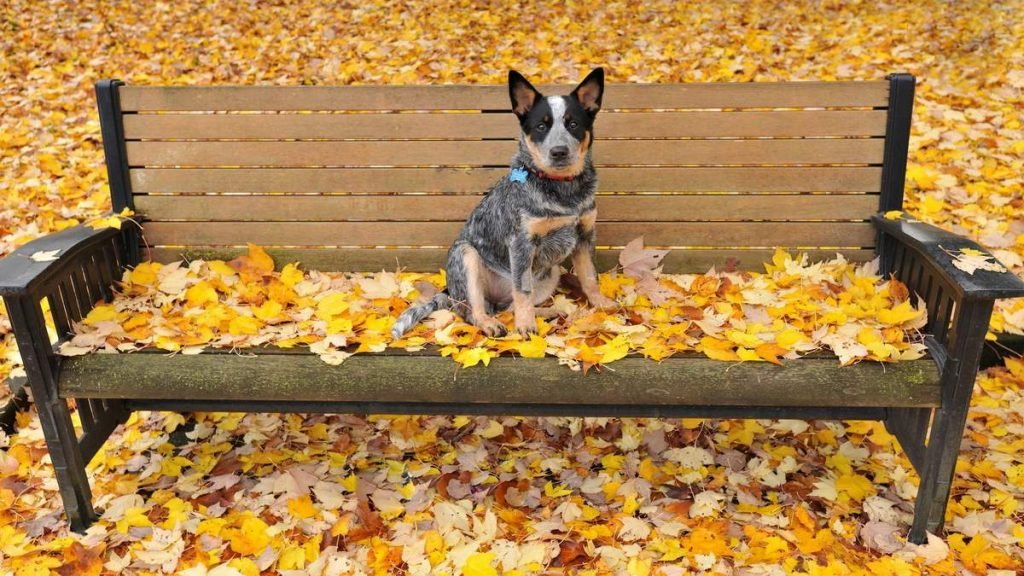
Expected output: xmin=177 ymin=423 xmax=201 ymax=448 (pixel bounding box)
xmin=392 ymin=69 xmax=604 ymax=339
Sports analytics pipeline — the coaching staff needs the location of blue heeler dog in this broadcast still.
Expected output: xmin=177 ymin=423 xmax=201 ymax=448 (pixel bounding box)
xmin=392 ymin=68 xmax=616 ymax=339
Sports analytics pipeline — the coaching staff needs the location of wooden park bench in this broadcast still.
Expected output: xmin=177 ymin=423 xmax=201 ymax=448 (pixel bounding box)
xmin=2 ymin=74 xmax=1023 ymax=544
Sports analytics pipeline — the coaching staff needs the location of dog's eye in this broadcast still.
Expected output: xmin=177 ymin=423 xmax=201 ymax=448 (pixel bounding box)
xmin=568 ymin=120 xmax=578 ymax=129
xmin=536 ymin=123 xmax=548 ymax=132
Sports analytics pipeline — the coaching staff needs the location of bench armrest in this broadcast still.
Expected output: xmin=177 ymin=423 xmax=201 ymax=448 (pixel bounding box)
xmin=1 ymin=224 xmax=125 ymax=411
xmin=1 ymin=224 xmax=125 ymax=372
xmin=0 ymin=225 xmax=122 ymax=298
xmin=872 ymin=214 xmax=1024 ymax=301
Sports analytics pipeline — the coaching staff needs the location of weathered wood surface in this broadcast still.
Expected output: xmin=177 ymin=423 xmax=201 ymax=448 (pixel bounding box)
xmin=145 ymin=247 xmax=876 ymax=273
xmin=123 ymin=110 xmax=888 ymax=140
xmin=142 ymin=221 xmax=877 ymax=248
xmin=125 ymin=139 xmax=885 ymax=167
xmin=60 ymin=352 xmax=939 ymax=408
xmin=135 ymin=194 xmax=880 ymax=222
xmin=119 ymin=81 xmax=889 ymax=112
xmin=130 ymin=167 xmax=884 ymax=194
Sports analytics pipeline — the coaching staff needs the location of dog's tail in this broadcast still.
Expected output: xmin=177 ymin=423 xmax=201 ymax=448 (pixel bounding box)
xmin=391 ymin=292 xmax=452 ymax=339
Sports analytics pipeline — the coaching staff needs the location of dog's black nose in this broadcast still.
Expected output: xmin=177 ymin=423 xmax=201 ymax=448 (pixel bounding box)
xmin=550 ymin=146 xmax=569 ymax=160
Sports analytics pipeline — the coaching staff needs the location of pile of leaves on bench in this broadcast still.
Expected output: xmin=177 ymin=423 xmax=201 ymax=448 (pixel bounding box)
xmin=58 ymin=240 xmax=928 ymax=370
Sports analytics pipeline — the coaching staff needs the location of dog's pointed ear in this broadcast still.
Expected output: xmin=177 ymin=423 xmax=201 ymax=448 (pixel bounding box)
xmin=509 ymin=70 xmax=541 ymax=119
xmin=572 ymin=67 xmax=604 ymax=116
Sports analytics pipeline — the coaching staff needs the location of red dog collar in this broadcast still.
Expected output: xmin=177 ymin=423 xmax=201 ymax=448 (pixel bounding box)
xmin=527 ymin=166 xmax=578 ymax=181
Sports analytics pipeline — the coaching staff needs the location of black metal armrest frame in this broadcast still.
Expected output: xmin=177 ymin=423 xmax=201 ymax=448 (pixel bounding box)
xmin=873 ymin=215 xmax=1024 ymax=301
xmin=872 ymin=213 xmax=1024 ymax=539
xmin=0 ymin=224 xmax=129 ymax=530
xmin=0 ymin=225 xmax=121 ymax=298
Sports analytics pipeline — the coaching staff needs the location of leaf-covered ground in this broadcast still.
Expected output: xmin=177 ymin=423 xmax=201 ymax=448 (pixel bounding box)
xmin=1 ymin=0 xmax=1024 ymax=573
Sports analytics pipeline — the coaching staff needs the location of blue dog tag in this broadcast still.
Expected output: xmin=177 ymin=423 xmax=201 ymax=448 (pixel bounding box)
xmin=509 ymin=167 xmax=528 ymax=183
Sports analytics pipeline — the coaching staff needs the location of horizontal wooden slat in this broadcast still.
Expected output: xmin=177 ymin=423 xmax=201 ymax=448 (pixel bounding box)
xmin=135 ymin=194 xmax=880 ymax=222
xmin=122 ymin=110 xmax=889 ymax=140
xmin=126 ymin=139 xmax=885 ymax=167
xmin=119 ymin=82 xmax=889 ymax=111
xmin=131 ymin=167 xmax=883 ymax=193
xmin=146 ymin=246 xmax=877 ymax=273
xmin=143 ymin=221 xmax=876 ymax=247
xmin=59 ymin=351 xmax=939 ymax=408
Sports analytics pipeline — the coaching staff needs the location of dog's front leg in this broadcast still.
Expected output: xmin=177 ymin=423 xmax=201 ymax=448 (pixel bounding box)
xmin=509 ymin=234 xmax=538 ymax=336
xmin=459 ymin=244 xmax=508 ymax=337
xmin=573 ymin=208 xmax=617 ymax=309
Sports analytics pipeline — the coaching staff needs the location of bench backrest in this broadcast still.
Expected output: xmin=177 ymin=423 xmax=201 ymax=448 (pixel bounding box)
xmin=96 ymin=76 xmax=914 ymax=272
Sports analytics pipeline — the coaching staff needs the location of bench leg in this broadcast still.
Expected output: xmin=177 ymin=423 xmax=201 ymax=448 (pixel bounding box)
xmin=6 ymin=296 xmax=99 ymax=532
xmin=906 ymin=299 xmax=992 ymax=544
xmin=907 ymin=407 xmax=963 ymax=543
xmin=35 ymin=396 xmax=100 ymax=532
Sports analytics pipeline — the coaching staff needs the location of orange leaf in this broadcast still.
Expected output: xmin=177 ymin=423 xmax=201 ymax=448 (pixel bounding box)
xmin=56 ymin=542 xmax=104 ymax=576
xmin=755 ymin=343 xmax=787 ymax=365
xmin=230 ymin=244 xmax=276 ymax=278
xmin=557 ymin=540 xmax=591 ymax=567
xmin=287 ymin=495 xmax=318 ymax=519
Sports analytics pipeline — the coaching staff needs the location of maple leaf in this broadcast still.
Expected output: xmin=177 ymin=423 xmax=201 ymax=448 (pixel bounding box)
xmin=461 ymin=552 xmax=498 ymax=576
xmin=544 ymin=481 xmax=572 ymax=498
xmin=952 ymin=533 xmax=1018 ymax=572
xmin=755 ymin=343 xmax=787 ymax=365
xmin=836 ymin=473 xmax=876 ymax=502
xmin=371 ymin=489 xmax=405 ymax=520
xmin=127 ymin=262 xmax=160 ymax=287
xmin=320 ymin=349 xmax=354 ymax=366
xmin=0 ymin=525 xmax=31 ymax=557
xmin=185 ymin=281 xmax=219 ymax=307
xmin=229 ymin=244 xmax=275 ymax=278
xmin=557 ymin=540 xmax=591 ymax=567
xmin=516 ymin=334 xmax=548 ymax=358
xmin=28 ymin=249 xmax=61 ymax=262
xmin=279 ymin=263 xmax=304 ymax=287
xmin=354 ymin=496 xmax=385 ymax=538
xmin=287 ymin=495 xmax=318 ymax=519
xmin=82 ymin=305 xmax=118 ymax=325
xmin=906 ymin=165 xmax=939 ymax=190
xmin=946 ymin=247 xmax=1009 ymax=275
xmin=619 ymin=236 xmax=669 ymax=279
xmin=225 ymin=516 xmax=272 ymax=555
xmin=454 ymin=346 xmax=495 ymax=368
xmin=690 ymin=491 xmax=725 ymax=517
xmin=227 ymin=315 xmax=262 ymax=336
xmin=315 ymin=292 xmax=350 ymax=320
xmin=356 ymin=272 xmax=400 ymax=299
xmin=597 ymin=334 xmax=631 ymax=363
xmin=627 ymin=557 xmax=653 ymax=576
xmin=252 ymin=299 xmax=283 ymax=321
xmin=85 ymin=208 xmax=135 ymax=231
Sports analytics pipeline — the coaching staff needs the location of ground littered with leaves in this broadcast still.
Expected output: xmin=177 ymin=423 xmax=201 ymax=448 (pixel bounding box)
xmin=2 ymin=0 xmax=1024 ymax=574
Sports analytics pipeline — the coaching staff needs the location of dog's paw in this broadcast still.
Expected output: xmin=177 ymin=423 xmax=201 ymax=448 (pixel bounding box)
xmin=516 ymin=321 xmax=538 ymax=338
xmin=513 ymin=297 xmax=538 ymax=336
xmin=588 ymin=294 xmax=618 ymax=309
xmin=478 ymin=317 xmax=508 ymax=338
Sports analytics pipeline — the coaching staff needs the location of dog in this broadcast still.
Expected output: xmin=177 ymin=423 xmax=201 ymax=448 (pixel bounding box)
xmin=391 ymin=67 xmax=616 ymax=340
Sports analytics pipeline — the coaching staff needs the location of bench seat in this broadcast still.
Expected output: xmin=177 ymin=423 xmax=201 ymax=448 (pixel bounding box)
xmin=60 ymin=349 xmax=940 ymax=414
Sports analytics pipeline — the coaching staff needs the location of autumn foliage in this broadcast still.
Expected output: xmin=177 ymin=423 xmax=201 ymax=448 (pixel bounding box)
xmin=58 ymin=242 xmax=930 ymax=371
xmin=2 ymin=0 xmax=1024 ymax=574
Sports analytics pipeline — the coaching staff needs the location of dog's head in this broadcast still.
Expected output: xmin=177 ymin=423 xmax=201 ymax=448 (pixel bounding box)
xmin=508 ymin=68 xmax=604 ymax=178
